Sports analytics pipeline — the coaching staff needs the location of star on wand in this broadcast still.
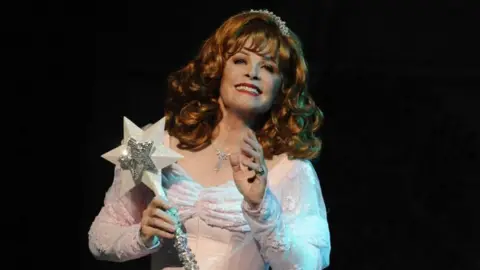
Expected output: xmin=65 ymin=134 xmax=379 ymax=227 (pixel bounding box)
xmin=101 ymin=116 xmax=183 ymax=198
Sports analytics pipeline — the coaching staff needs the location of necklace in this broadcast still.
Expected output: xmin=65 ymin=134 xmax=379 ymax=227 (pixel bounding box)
xmin=212 ymin=141 xmax=231 ymax=172
xmin=211 ymin=125 xmax=246 ymax=172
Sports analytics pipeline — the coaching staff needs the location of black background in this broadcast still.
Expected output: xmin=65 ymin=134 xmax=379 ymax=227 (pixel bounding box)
xmin=20 ymin=0 xmax=480 ymax=269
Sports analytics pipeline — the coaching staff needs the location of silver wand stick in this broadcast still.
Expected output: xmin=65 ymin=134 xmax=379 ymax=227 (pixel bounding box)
xmin=166 ymin=208 xmax=199 ymax=269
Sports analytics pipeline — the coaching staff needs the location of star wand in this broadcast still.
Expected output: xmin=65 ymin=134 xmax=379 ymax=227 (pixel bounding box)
xmin=101 ymin=116 xmax=199 ymax=270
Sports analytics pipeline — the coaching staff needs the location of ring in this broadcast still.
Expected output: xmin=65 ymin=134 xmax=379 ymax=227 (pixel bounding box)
xmin=255 ymin=165 xmax=265 ymax=176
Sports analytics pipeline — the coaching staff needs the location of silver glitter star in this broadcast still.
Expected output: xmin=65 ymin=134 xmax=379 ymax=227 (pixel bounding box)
xmin=119 ymin=138 xmax=158 ymax=182
xmin=101 ymin=116 xmax=183 ymax=197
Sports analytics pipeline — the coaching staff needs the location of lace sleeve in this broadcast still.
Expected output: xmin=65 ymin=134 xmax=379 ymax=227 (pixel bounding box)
xmin=242 ymin=160 xmax=331 ymax=269
xmin=88 ymin=167 xmax=161 ymax=262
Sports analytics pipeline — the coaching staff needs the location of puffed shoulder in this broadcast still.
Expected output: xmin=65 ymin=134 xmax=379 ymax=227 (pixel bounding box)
xmin=268 ymin=157 xmax=319 ymax=187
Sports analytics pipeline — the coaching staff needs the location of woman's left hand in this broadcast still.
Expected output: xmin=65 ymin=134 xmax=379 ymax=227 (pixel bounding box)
xmin=229 ymin=129 xmax=268 ymax=207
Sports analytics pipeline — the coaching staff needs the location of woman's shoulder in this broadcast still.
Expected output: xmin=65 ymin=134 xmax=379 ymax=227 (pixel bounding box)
xmin=268 ymin=155 xmax=316 ymax=185
xmin=271 ymin=154 xmax=314 ymax=172
xmin=163 ymin=129 xmax=181 ymax=150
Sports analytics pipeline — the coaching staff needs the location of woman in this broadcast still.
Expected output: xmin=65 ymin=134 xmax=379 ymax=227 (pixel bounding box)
xmin=89 ymin=9 xmax=331 ymax=270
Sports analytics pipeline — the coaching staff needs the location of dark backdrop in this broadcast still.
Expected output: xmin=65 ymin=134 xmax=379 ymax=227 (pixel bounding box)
xmin=69 ymin=1 xmax=480 ymax=270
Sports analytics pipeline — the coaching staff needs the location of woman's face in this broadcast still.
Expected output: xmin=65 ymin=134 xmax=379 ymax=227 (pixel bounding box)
xmin=219 ymin=40 xmax=282 ymax=116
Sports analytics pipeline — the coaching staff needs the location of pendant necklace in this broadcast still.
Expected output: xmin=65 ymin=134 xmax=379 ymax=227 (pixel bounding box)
xmin=211 ymin=126 xmax=246 ymax=172
xmin=212 ymin=140 xmax=231 ymax=172
xmin=211 ymin=125 xmax=238 ymax=172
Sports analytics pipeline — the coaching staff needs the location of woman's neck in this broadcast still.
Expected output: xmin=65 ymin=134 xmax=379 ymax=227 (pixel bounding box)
xmin=214 ymin=113 xmax=250 ymax=151
xmin=214 ymin=100 xmax=255 ymax=152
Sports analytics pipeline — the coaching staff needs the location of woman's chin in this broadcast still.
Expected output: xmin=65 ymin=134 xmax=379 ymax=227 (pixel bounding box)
xmin=221 ymin=97 xmax=272 ymax=116
xmin=229 ymin=105 xmax=270 ymax=117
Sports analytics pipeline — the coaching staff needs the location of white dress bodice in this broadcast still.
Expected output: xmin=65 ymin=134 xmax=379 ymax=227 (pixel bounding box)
xmin=151 ymin=164 xmax=265 ymax=270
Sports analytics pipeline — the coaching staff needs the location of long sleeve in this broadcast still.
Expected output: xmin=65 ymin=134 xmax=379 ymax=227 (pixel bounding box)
xmin=88 ymin=167 xmax=161 ymax=262
xmin=242 ymin=160 xmax=331 ymax=269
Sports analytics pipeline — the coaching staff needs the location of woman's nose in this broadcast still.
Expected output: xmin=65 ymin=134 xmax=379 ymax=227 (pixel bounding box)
xmin=246 ymin=64 xmax=260 ymax=80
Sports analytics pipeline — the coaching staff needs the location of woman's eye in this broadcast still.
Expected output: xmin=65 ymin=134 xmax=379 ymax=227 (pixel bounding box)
xmin=233 ymin=59 xmax=246 ymax=64
xmin=263 ymin=65 xmax=274 ymax=72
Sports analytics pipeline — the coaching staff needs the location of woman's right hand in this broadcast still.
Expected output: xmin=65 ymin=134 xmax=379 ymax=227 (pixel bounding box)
xmin=140 ymin=196 xmax=177 ymax=246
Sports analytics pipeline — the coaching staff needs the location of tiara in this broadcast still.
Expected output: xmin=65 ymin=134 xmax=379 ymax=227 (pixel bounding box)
xmin=248 ymin=9 xmax=289 ymax=36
